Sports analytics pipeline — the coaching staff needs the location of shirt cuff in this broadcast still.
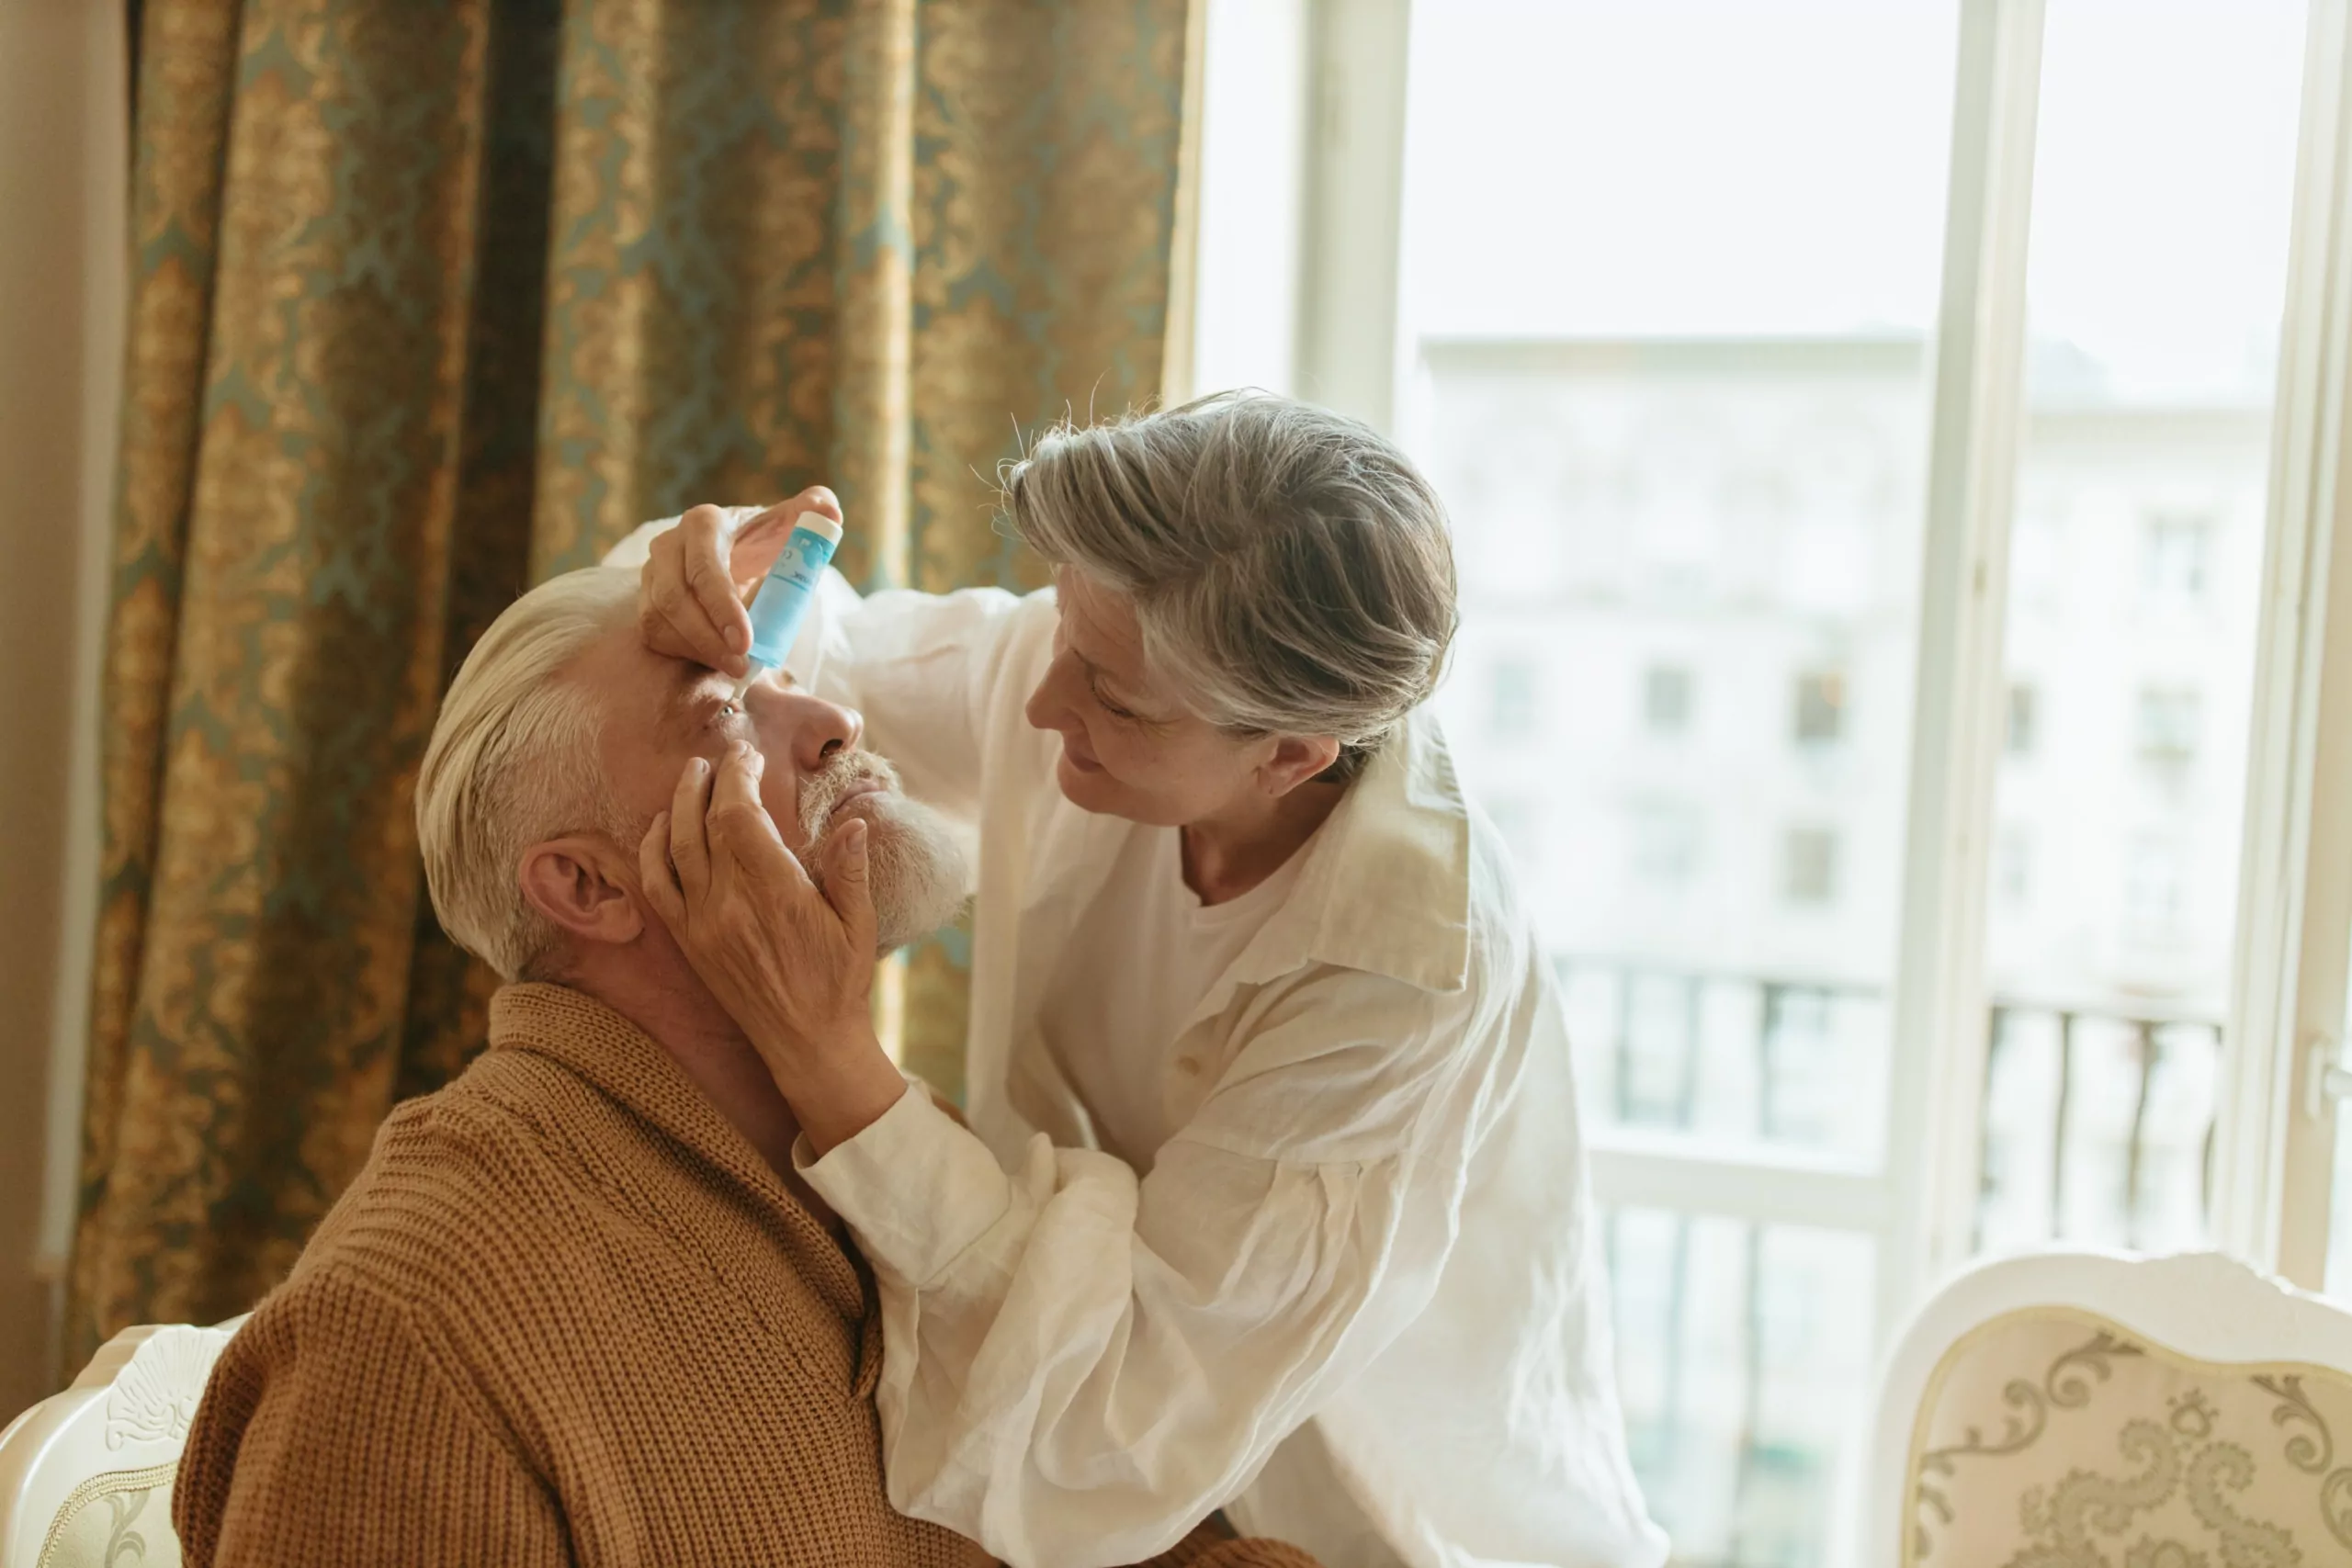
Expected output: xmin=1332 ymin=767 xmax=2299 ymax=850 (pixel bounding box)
xmin=796 ymin=1081 xmax=1013 ymax=1289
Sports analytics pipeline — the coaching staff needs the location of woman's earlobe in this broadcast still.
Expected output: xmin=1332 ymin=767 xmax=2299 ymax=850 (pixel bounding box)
xmin=1261 ymin=735 xmax=1344 ymax=796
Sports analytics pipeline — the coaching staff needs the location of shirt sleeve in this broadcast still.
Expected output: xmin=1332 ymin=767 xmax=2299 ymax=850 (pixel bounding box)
xmin=601 ymin=507 xmax=1042 ymax=828
xmin=798 ymin=969 xmax=1489 ymax=1568
xmin=175 ymin=1271 xmax=565 ymax=1568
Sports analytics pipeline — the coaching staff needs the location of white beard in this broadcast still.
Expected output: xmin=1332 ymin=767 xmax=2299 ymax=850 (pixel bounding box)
xmin=818 ymin=789 xmax=972 ymax=953
xmin=796 ymin=750 xmax=971 ymax=953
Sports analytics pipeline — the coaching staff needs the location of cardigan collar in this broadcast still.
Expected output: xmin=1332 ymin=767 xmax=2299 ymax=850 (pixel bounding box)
xmin=485 ymin=981 xmax=871 ymax=1328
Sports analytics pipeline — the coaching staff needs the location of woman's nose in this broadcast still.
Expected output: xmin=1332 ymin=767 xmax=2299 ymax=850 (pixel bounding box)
xmin=1023 ymin=652 xmax=1079 ymax=733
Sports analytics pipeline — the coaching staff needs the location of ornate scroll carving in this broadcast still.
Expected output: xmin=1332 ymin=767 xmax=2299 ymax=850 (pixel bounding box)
xmin=101 ymin=1325 xmax=231 ymax=1450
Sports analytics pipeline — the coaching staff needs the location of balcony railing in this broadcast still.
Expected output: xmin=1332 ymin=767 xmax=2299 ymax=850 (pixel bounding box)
xmin=1553 ymin=953 xmax=2221 ymax=1568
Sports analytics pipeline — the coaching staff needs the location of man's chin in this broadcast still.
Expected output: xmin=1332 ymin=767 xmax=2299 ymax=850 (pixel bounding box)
xmin=815 ymin=791 xmax=971 ymax=953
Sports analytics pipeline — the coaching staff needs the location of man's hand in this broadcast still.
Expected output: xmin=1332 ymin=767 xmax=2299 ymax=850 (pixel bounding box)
xmin=636 ymin=742 xmax=907 ymax=1154
xmin=639 ymin=486 xmax=842 ymax=678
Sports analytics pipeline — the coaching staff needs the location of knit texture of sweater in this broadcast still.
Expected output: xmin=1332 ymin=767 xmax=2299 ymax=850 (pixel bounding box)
xmin=173 ymin=982 xmax=1318 ymax=1568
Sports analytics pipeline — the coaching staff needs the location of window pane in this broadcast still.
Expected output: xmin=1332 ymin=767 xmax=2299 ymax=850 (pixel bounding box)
xmin=1606 ymin=1209 xmax=1876 ymax=1568
xmin=1406 ymin=0 xmax=1961 ymax=1171
xmin=1792 ymin=672 xmax=1847 ymax=746
xmin=1645 ymin=665 xmax=1694 ymax=734
xmin=1974 ymin=0 xmax=2308 ymax=1256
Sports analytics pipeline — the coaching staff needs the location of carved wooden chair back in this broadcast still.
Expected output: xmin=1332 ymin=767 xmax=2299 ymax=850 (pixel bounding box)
xmin=0 ymin=1318 xmax=246 ymax=1568
xmin=1863 ymin=1251 xmax=2352 ymax=1566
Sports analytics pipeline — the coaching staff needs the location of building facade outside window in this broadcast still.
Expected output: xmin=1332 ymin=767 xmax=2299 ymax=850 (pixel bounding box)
xmin=2006 ymin=682 xmax=2039 ymax=756
xmin=1645 ymin=663 xmax=1694 ymax=735
xmin=1792 ymin=671 xmax=1847 ymax=746
xmin=1781 ymin=827 xmax=1839 ymax=907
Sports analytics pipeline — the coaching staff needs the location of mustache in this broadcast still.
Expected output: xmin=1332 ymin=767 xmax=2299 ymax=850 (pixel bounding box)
xmin=796 ymin=749 xmax=902 ymax=843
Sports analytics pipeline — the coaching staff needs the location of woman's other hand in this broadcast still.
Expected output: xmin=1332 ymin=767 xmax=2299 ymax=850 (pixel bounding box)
xmin=636 ymin=741 xmax=906 ymax=1152
xmin=638 ymin=486 xmax=843 ymax=678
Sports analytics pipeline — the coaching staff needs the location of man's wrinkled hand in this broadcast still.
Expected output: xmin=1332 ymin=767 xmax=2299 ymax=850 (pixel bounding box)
xmin=638 ymin=487 xmax=842 ymax=678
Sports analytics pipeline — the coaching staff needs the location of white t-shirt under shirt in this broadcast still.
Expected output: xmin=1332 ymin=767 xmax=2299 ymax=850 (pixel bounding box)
xmin=1039 ymin=824 xmax=1306 ymax=1172
xmin=1035 ymin=823 xmax=1408 ymax=1567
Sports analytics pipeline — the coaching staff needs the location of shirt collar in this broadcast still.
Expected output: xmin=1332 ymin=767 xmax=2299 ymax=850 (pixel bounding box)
xmin=1232 ymin=708 xmax=1473 ymax=996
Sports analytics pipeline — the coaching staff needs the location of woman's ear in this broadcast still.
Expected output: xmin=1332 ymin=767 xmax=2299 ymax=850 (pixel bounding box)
xmin=518 ymin=837 xmax=646 ymax=953
xmin=1258 ymin=735 xmax=1343 ymax=797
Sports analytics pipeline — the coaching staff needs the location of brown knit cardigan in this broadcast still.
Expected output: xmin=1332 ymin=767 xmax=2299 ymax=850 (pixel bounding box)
xmin=173 ymin=983 xmax=1316 ymax=1568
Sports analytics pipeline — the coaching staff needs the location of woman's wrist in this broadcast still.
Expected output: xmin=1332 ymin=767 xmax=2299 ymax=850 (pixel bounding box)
xmin=760 ymin=1021 xmax=909 ymax=1156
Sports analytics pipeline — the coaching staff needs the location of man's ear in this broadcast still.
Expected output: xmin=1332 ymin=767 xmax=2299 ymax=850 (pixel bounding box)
xmin=1257 ymin=734 xmax=1343 ymax=797
xmin=517 ymin=837 xmax=646 ymax=952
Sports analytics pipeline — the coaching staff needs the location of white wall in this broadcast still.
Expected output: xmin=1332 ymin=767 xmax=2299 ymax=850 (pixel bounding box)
xmin=0 ymin=0 xmax=128 ymax=1404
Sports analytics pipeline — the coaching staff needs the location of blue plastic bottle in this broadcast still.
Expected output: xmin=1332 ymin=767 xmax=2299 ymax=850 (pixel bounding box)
xmin=730 ymin=512 xmax=842 ymax=701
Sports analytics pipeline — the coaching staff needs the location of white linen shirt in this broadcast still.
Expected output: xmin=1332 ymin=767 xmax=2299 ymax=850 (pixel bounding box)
xmin=606 ymin=517 xmax=1667 ymax=1568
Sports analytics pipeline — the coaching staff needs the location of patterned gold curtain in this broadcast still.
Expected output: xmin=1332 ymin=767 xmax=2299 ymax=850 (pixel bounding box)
xmin=69 ymin=0 xmax=1187 ymax=1366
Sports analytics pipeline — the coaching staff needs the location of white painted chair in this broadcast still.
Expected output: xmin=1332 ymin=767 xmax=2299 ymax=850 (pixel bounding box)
xmin=0 ymin=1317 xmax=246 ymax=1568
xmin=1861 ymin=1249 xmax=2352 ymax=1567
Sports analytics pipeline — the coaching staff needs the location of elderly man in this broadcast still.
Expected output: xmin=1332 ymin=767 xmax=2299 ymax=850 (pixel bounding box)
xmin=174 ymin=566 xmax=1314 ymax=1568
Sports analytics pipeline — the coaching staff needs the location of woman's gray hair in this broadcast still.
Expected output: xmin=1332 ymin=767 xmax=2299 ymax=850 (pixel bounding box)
xmin=1005 ymin=391 xmax=1458 ymax=781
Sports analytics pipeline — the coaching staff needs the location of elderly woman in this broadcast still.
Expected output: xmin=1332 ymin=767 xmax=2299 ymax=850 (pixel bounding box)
xmin=610 ymin=394 xmax=1666 ymax=1568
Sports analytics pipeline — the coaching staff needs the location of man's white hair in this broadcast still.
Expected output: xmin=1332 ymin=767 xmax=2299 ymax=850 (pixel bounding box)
xmin=415 ymin=567 xmax=639 ymax=980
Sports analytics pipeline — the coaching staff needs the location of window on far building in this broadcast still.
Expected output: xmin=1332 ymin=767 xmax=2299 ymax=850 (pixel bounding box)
xmin=1996 ymin=825 xmax=2032 ymax=908
xmin=2007 ymin=682 xmax=2038 ymax=756
xmin=2142 ymin=512 xmax=2215 ymax=612
xmin=1793 ymin=670 xmax=1847 ymax=745
xmin=1630 ymin=801 xmax=1701 ymax=893
xmin=1643 ymin=663 xmax=1692 ymax=735
xmin=2135 ymin=687 xmax=2202 ymax=779
xmin=1782 ymin=827 xmax=1838 ymax=906
xmin=2125 ymin=836 xmax=2187 ymax=944
xmin=1491 ymin=657 xmax=1539 ymax=739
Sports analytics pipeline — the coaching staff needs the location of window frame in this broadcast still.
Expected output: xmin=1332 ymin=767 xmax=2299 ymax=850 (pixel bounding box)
xmin=2213 ymin=0 xmax=2352 ymax=1286
xmin=1181 ymin=0 xmax=2352 ymax=1482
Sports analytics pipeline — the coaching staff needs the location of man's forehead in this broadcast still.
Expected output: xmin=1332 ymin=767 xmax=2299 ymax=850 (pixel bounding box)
xmin=571 ymin=620 xmax=709 ymax=726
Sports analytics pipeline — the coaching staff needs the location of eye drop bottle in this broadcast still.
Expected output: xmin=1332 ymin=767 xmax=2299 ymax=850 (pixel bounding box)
xmin=729 ymin=511 xmax=843 ymax=701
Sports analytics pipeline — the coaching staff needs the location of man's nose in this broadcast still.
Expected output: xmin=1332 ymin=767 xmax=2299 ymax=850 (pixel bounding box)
xmin=765 ymin=687 xmax=864 ymax=772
